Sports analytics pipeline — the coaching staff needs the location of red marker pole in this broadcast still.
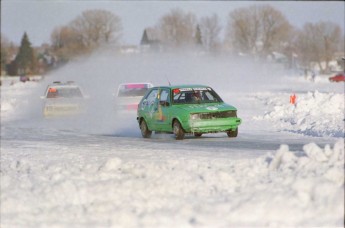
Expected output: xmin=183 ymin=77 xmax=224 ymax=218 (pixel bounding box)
xmin=290 ymin=94 xmax=296 ymax=105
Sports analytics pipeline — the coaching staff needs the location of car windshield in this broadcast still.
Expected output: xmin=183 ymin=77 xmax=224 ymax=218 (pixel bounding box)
xmin=118 ymin=84 xmax=151 ymax=97
xmin=172 ymin=88 xmax=222 ymax=104
xmin=47 ymin=87 xmax=83 ymax=98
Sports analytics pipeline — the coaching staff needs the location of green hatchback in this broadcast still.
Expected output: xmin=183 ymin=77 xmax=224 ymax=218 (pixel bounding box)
xmin=137 ymin=85 xmax=242 ymax=140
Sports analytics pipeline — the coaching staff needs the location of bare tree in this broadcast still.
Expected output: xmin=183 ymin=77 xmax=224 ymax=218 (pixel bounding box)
xmin=226 ymin=5 xmax=260 ymax=55
xmin=51 ymin=26 xmax=85 ymax=60
xmin=295 ymin=21 xmax=342 ymax=73
xmin=1 ymin=34 xmax=11 ymax=74
xmin=70 ymin=9 xmax=122 ymax=48
xmin=50 ymin=10 xmax=122 ymax=60
xmin=280 ymin=26 xmax=300 ymax=69
xmin=259 ymin=5 xmax=292 ymax=57
xmin=1 ymin=34 xmax=18 ymax=75
xmin=226 ymin=4 xmax=291 ymax=58
xmin=158 ymin=8 xmax=197 ymax=48
xmin=199 ymin=14 xmax=221 ymax=52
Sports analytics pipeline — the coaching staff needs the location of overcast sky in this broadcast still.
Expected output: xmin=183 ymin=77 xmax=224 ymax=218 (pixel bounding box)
xmin=1 ymin=1 xmax=344 ymax=46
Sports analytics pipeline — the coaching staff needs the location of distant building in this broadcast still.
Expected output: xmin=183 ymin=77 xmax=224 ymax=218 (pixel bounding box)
xmin=140 ymin=28 xmax=162 ymax=52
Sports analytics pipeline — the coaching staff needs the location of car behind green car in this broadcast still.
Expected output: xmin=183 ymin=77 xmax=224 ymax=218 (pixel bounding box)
xmin=41 ymin=81 xmax=85 ymax=117
xmin=137 ymin=85 xmax=242 ymax=140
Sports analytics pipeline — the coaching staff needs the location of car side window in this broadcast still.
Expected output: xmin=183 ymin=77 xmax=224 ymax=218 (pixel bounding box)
xmin=173 ymin=93 xmax=184 ymax=103
xmin=145 ymin=89 xmax=158 ymax=105
xmin=158 ymin=89 xmax=170 ymax=106
xmin=160 ymin=89 xmax=169 ymax=102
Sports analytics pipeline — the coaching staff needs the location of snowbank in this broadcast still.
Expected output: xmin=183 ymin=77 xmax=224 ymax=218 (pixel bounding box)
xmin=1 ymin=80 xmax=43 ymax=121
xmin=1 ymin=140 xmax=343 ymax=227
xmin=254 ymin=91 xmax=345 ymax=137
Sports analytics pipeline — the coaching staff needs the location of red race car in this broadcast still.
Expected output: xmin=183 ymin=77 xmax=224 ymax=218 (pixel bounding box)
xmin=329 ymin=73 xmax=345 ymax=82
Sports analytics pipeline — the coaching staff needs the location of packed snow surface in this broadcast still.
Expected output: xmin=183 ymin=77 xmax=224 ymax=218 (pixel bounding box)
xmin=254 ymin=90 xmax=344 ymax=137
xmin=1 ymin=52 xmax=344 ymax=227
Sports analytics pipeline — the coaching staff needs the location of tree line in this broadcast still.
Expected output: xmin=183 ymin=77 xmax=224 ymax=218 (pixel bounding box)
xmin=1 ymin=5 xmax=344 ymax=76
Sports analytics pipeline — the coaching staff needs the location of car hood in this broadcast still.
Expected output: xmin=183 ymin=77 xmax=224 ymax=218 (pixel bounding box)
xmin=116 ymin=96 xmax=142 ymax=105
xmin=174 ymin=103 xmax=237 ymax=113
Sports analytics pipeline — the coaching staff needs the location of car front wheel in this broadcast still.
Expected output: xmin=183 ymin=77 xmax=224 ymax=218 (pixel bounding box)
xmin=140 ymin=119 xmax=152 ymax=138
xmin=227 ymin=128 xmax=238 ymax=138
xmin=173 ymin=120 xmax=185 ymax=140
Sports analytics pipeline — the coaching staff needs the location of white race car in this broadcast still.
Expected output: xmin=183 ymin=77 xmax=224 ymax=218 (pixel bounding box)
xmin=115 ymin=83 xmax=153 ymax=112
xmin=41 ymin=81 xmax=86 ymax=117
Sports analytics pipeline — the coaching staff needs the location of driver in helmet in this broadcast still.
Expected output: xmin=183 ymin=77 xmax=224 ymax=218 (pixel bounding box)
xmin=192 ymin=91 xmax=202 ymax=101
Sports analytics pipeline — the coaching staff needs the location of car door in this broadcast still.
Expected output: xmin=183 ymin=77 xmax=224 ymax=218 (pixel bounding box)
xmin=155 ymin=88 xmax=171 ymax=131
xmin=140 ymin=88 xmax=159 ymax=130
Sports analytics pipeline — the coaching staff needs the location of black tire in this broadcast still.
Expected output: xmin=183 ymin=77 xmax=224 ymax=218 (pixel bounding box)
xmin=140 ymin=119 xmax=152 ymax=138
xmin=194 ymin=132 xmax=202 ymax=137
xmin=173 ymin=120 xmax=185 ymax=140
xmin=227 ymin=128 xmax=238 ymax=138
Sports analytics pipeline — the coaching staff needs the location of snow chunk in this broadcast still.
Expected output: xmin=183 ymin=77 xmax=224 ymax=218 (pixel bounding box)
xmin=100 ymin=157 xmax=122 ymax=171
xmin=303 ymin=143 xmax=328 ymax=162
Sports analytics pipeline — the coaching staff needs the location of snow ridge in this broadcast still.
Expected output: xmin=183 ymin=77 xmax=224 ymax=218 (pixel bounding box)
xmin=1 ymin=140 xmax=343 ymax=227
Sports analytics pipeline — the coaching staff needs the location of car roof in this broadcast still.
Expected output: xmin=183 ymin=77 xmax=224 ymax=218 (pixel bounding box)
xmin=118 ymin=82 xmax=153 ymax=86
xmin=47 ymin=81 xmax=81 ymax=88
xmin=151 ymin=84 xmax=210 ymax=90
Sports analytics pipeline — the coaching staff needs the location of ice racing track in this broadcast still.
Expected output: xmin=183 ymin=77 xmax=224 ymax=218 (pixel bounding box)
xmin=2 ymin=115 xmax=336 ymax=158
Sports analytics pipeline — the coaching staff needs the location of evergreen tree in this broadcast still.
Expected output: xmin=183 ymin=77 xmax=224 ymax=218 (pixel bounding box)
xmin=15 ymin=32 xmax=36 ymax=75
xmin=140 ymin=29 xmax=150 ymax=45
xmin=195 ymin=25 xmax=202 ymax=46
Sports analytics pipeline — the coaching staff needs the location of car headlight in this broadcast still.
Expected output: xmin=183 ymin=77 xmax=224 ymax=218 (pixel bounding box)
xmin=190 ymin=113 xmax=200 ymax=120
xmin=225 ymin=110 xmax=237 ymax=118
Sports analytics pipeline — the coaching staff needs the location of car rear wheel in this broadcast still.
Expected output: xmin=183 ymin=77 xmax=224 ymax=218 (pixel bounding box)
xmin=140 ymin=119 xmax=152 ymax=138
xmin=194 ymin=132 xmax=202 ymax=137
xmin=227 ymin=128 xmax=238 ymax=138
xmin=173 ymin=120 xmax=185 ymax=140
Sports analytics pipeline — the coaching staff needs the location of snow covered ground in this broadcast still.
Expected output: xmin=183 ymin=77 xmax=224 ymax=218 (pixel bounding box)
xmin=1 ymin=53 xmax=344 ymax=227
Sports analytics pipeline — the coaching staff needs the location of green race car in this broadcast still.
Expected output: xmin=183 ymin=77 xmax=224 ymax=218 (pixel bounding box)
xmin=137 ymin=85 xmax=242 ymax=140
